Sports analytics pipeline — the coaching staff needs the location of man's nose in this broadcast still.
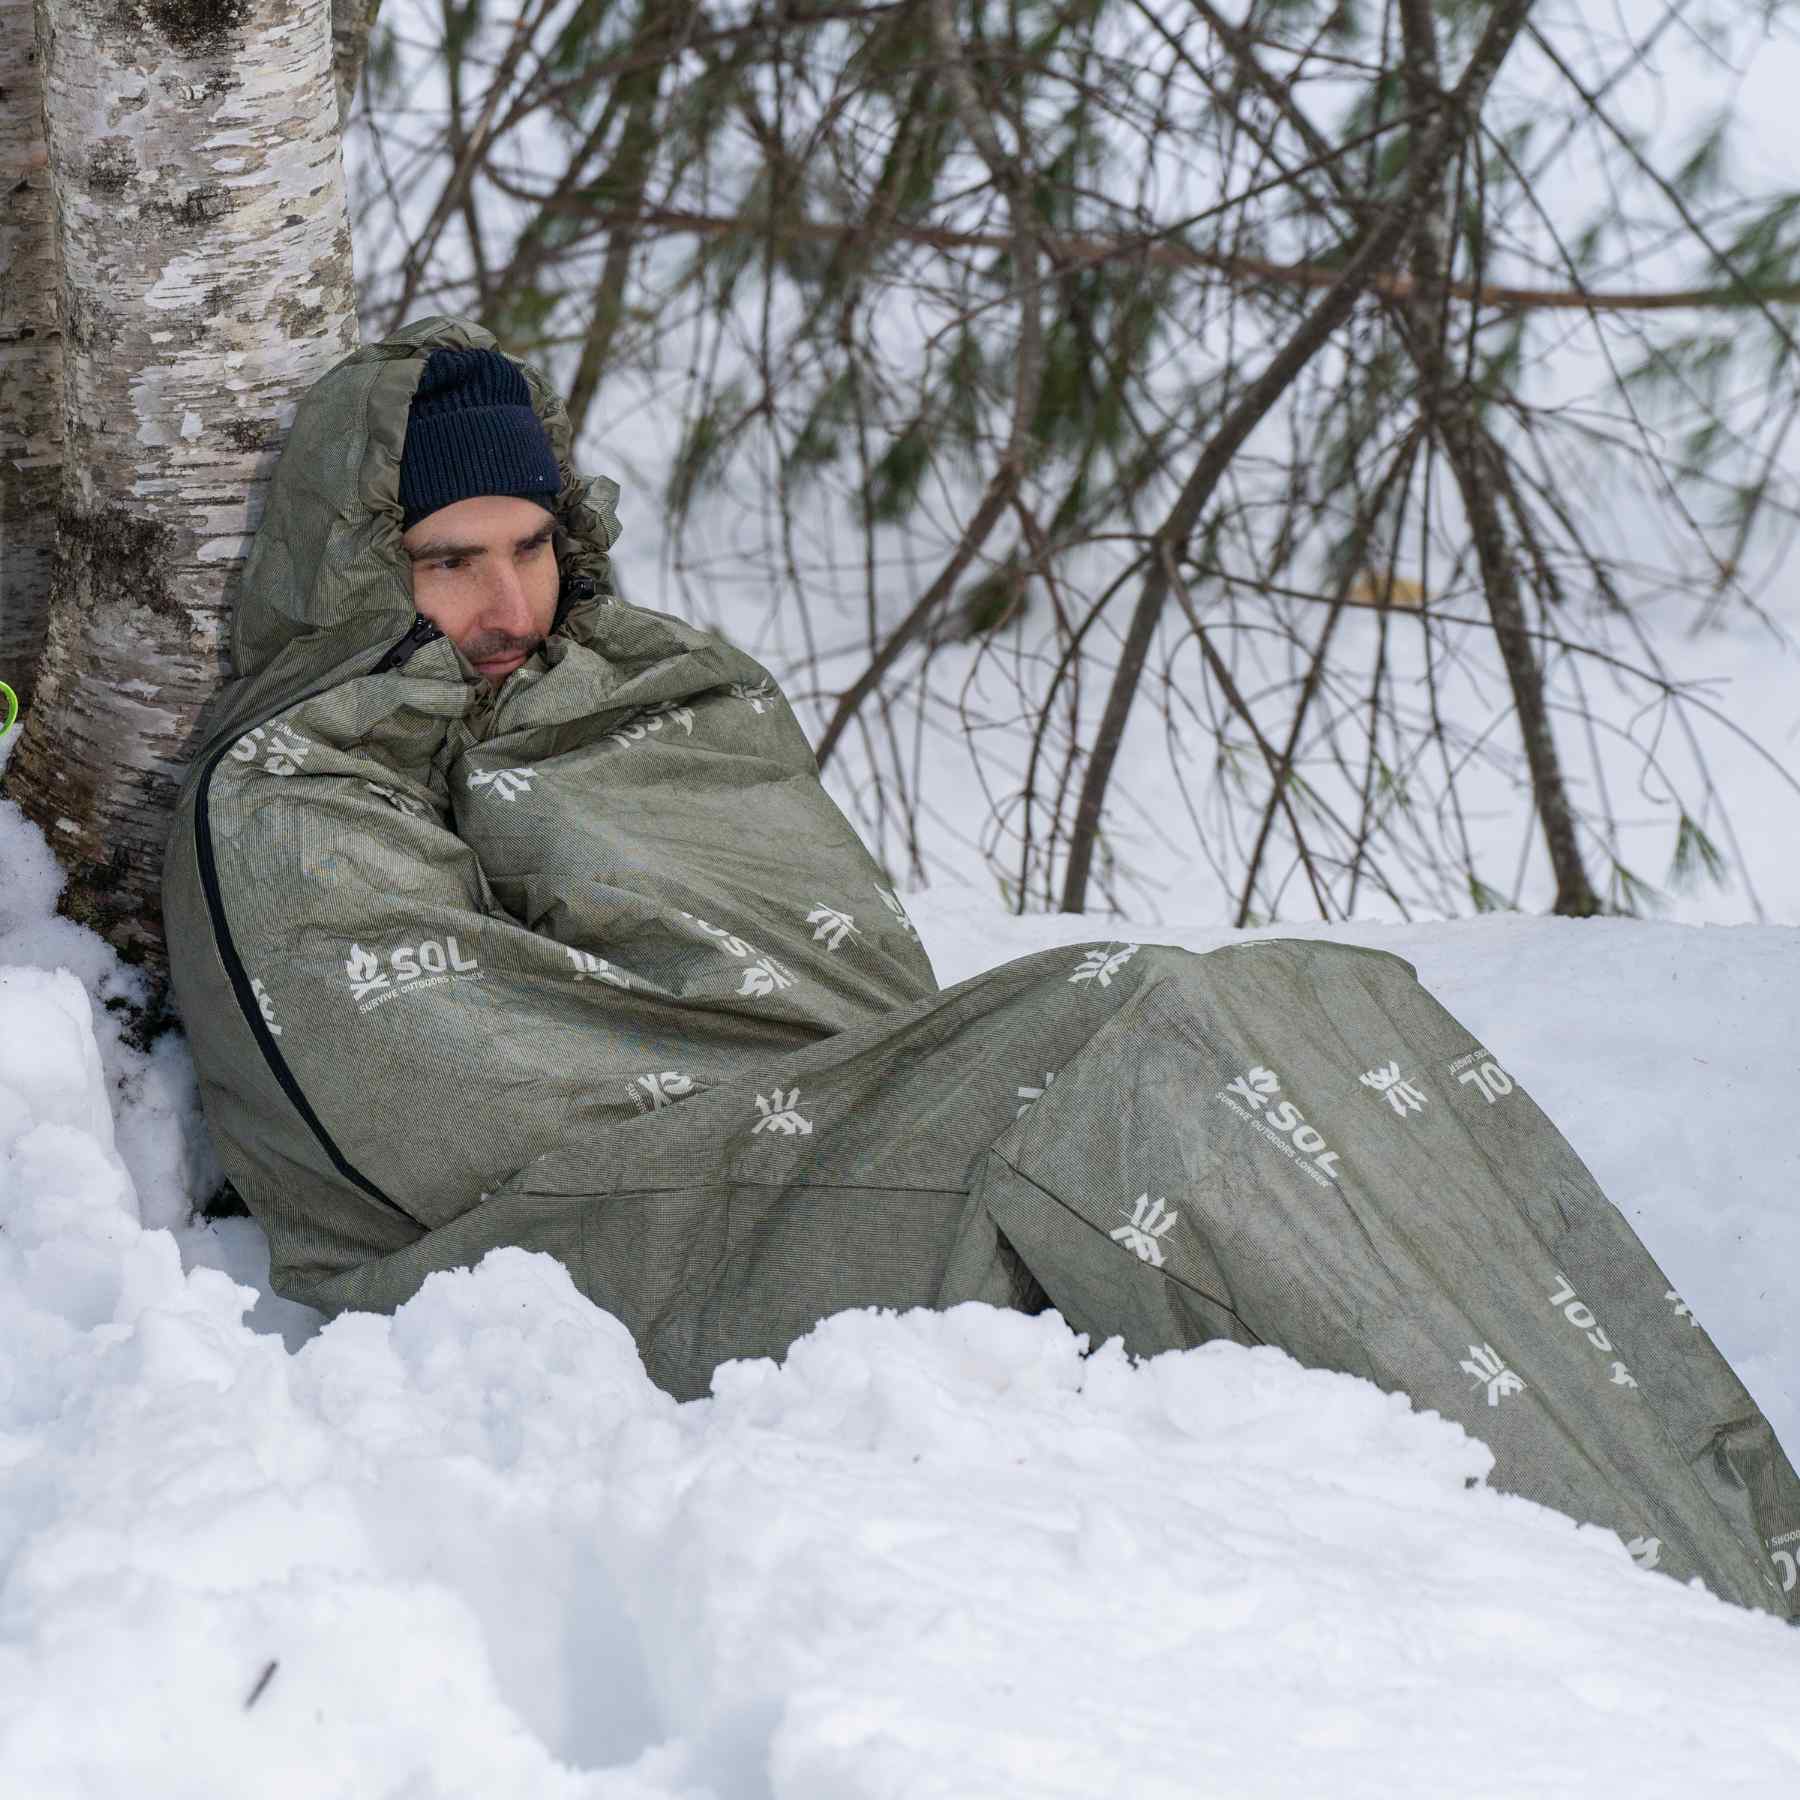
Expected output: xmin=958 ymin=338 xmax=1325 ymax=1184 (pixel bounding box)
xmin=480 ymin=558 xmax=536 ymax=634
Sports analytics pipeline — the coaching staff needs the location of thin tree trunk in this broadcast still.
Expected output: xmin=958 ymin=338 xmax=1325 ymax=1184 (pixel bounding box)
xmin=383 ymin=3 xmax=546 ymax=335
xmin=0 ymin=0 xmax=61 ymax=709
xmin=5 ymin=0 xmax=358 ymax=979
xmin=1432 ymin=413 xmax=1602 ymax=915
xmin=811 ymin=0 xmax=1047 ymax=771
xmin=563 ymin=1 xmax=695 ymax=439
xmin=1393 ymin=0 xmax=1600 ymax=916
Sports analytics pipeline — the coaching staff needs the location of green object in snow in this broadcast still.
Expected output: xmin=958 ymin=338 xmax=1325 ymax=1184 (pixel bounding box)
xmin=163 ymin=317 xmax=1800 ymax=1620
xmin=0 ymin=680 xmax=17 ymax=735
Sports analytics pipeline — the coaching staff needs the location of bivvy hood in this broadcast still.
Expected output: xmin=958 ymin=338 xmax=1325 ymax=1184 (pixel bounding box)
xmin=188 ymin=316 xmax=624 ymax=759
xmin=166 ymin=320 xmax=1800 ymax=1621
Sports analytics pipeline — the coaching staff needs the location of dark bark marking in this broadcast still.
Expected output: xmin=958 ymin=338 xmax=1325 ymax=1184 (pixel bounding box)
xmin=279 ymin=295 xmax=328 ymax=338
xmin=144 ymin=180 xmax=232 ymax=228
xmin=142 ymin=0 xmax=253 ymax=57
xmin=220 ymin=417 xmax=273 ymax=453
xmin=60 ymin=838 xmax=154 ymax=959
xmin=87 ymin=139 xmax=137 ymax=193
xmin=56 ymin=504 xmax=177 ymax=619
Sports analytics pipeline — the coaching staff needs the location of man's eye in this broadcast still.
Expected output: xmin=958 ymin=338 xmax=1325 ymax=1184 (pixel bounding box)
xmin=521 ymin=537 xmax=549 ymax=557
xmin=433 ymin=557 xmax=467 ymax=572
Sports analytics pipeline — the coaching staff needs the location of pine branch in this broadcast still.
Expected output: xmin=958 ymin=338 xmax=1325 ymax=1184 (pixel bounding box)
xmin=475 ymin=203 xmax=1800 ymax=316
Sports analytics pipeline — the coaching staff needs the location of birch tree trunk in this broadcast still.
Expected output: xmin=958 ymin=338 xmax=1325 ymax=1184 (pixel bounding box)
xmin=4 ymin=0 xmax=357 ymax=978
xmin=0 ymin=0 xmax=61 ymax=709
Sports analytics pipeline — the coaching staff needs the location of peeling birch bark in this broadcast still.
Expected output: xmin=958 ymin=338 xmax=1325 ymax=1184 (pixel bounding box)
xmin=0 ymin=0 xmax=62 ymax=707
xmin=5 ymin=0 xmax=357 ymax=977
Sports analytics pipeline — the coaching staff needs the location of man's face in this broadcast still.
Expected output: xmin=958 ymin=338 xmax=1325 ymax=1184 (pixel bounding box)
xmin=401 ymin=495 xmax=560 ymax=683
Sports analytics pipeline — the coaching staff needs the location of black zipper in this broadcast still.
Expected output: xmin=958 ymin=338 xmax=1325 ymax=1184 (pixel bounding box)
xmin=191 ymin=622 xmax=446 ymax=1225
xmin=370 ymin=612 xmax=444 ymax=673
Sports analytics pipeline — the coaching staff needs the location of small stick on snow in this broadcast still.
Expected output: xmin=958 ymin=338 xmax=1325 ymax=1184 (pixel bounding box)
xmin=244 ymin=1660 xmax=279 ymax=1711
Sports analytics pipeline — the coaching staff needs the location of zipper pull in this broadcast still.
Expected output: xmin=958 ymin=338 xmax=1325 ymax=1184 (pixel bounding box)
xmin=553 ymin=572 xmax=599 ymax=630
xmin=371 ymin=614 xmax=445 ymax=674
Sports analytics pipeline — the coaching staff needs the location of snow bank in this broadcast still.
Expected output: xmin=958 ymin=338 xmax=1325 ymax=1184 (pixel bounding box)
xmin=2 ymin=741 xmax=1797 ymax=1794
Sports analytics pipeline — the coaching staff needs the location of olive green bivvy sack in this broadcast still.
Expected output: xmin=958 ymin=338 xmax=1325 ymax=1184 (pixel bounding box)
xmin=165 ymin=319 xmax=1800 ymax=1619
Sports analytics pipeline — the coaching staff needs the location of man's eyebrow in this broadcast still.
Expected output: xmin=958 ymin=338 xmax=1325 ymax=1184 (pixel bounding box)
xmin=404 ymin=522 xmax=554 ymax=562
xmin=404 ymin=537 xmax=484 ymax=563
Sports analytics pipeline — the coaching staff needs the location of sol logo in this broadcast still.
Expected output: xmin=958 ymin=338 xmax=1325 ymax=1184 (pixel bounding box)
xmin=346 ymin=936 xmax=481 ymax=1009
xmin=1220 ymin=1065 xmax=1342 ymax=1182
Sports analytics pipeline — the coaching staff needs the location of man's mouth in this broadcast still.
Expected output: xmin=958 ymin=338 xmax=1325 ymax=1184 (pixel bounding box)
xmin=472 ymin=649 xmax=529 ymax=679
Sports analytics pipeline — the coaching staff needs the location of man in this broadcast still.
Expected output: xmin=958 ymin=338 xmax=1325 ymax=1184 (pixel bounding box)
xmin=164 ymin=319 xmax=1798 ymax=1618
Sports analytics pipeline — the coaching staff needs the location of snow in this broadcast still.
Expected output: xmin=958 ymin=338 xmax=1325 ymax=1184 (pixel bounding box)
xmin=2 ymin=714 xmax=1797 ymax=1793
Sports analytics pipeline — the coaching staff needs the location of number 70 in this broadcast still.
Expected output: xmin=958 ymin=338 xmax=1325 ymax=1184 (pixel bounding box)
xmin=1457 ymin=1061 xmax=1514 ymax=1104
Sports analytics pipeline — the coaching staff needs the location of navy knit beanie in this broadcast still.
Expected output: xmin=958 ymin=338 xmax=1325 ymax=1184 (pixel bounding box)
xmin=399 ymin=347 xmax=563 ymax=531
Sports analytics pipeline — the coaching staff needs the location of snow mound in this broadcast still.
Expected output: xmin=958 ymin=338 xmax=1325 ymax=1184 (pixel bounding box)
xmin=2 ymin=956 xmax=1797 ymax=1796
xmin=0 ymin=966 xmax=117 ymax=1151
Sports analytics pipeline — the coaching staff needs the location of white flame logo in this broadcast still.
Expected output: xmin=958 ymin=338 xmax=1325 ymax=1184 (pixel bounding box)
xmin=345 ymin=943 xmax=389 ymax=999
